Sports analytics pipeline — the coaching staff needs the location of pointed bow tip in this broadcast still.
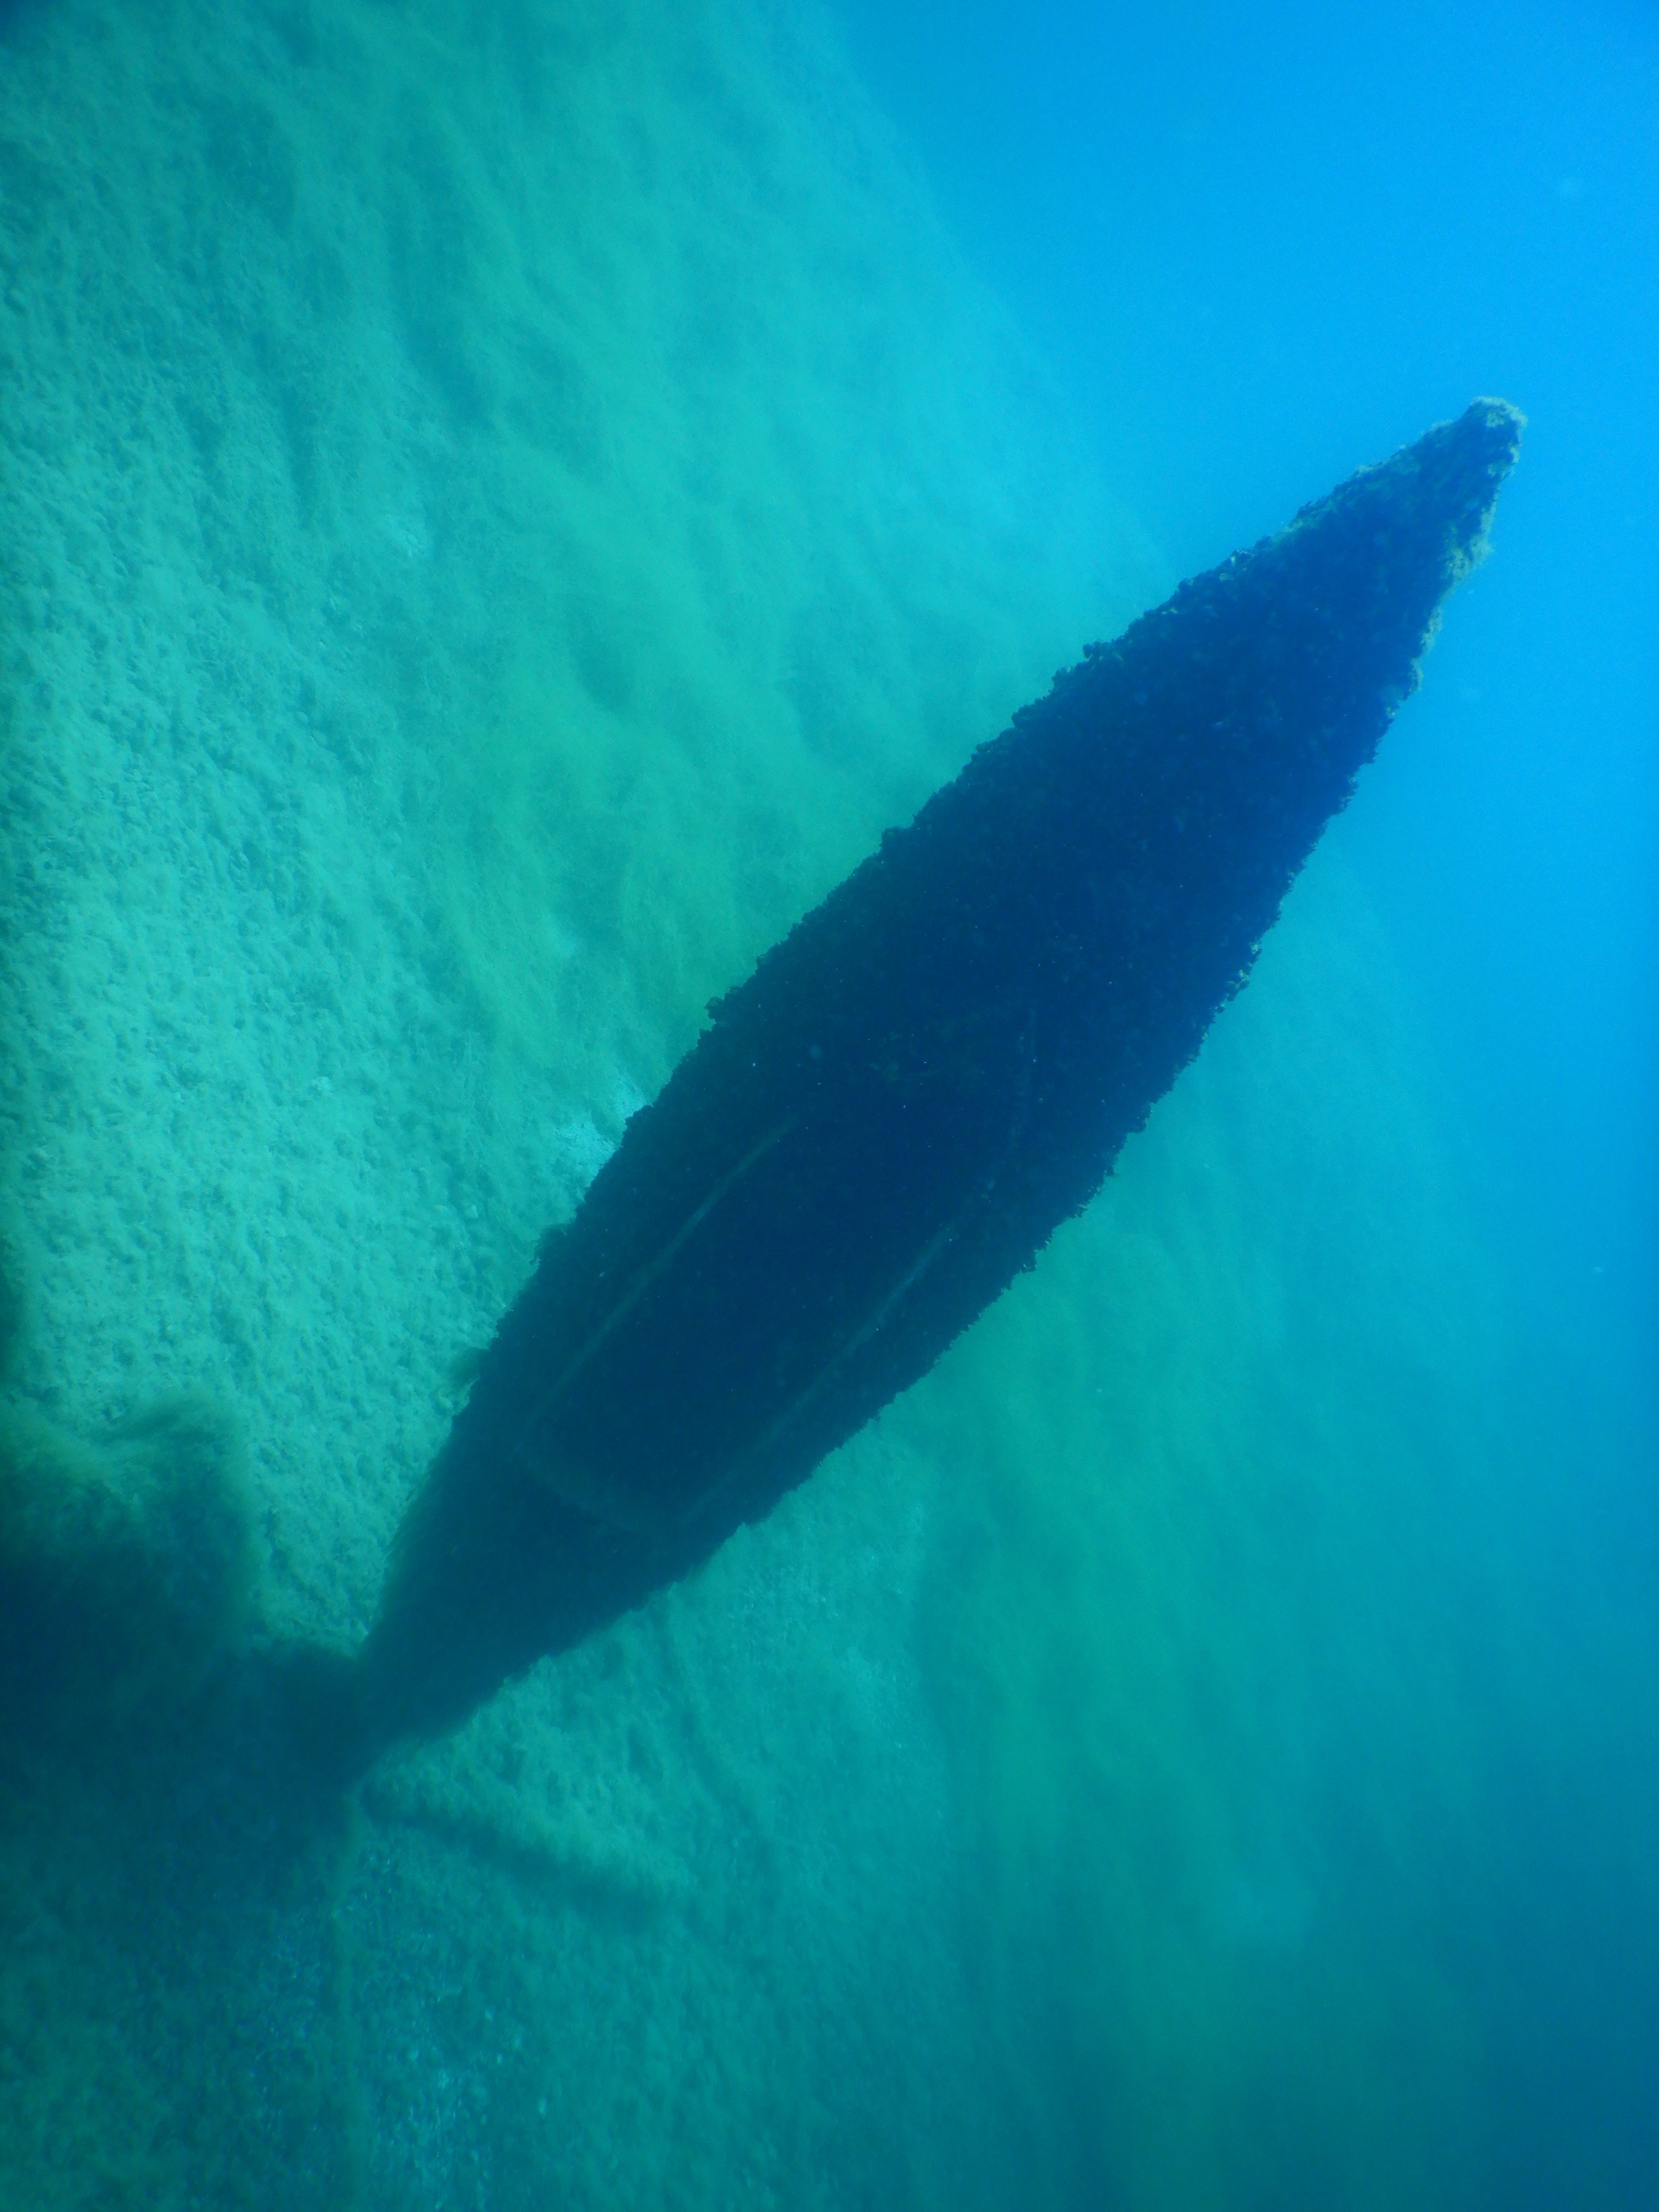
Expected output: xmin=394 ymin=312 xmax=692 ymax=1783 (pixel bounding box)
xmin=1459 ymin=397 xmax=1524 ymax=569
xmin=1396 ymin=397 xmax=1523 ymax=578
xmin=1460 ymin=394 xmax=1525 ymax=470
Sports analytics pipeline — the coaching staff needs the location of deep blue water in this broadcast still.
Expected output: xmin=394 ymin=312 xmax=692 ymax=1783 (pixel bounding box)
xmin=835 ymin=0 xmax=1659 ymax=1375
xmin=830 ymin=3 xmax=1659 ymax=2201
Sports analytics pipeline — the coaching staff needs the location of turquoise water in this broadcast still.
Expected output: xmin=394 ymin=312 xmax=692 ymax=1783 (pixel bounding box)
xmin=1 ymin=2 xmax=1653 ymax=2207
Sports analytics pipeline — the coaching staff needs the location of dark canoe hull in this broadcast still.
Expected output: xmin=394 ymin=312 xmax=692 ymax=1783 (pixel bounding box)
xmin=343 ymin=400 xmax=1520 ymax=1761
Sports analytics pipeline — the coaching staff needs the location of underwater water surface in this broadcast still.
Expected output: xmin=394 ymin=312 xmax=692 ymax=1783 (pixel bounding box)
xmin=0 ymin=0 xmax=1654 ymax=2207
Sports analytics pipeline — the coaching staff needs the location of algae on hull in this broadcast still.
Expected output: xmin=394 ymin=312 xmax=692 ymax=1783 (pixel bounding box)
xmin=340 ymin=400 xmax=1522 ymax=1764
